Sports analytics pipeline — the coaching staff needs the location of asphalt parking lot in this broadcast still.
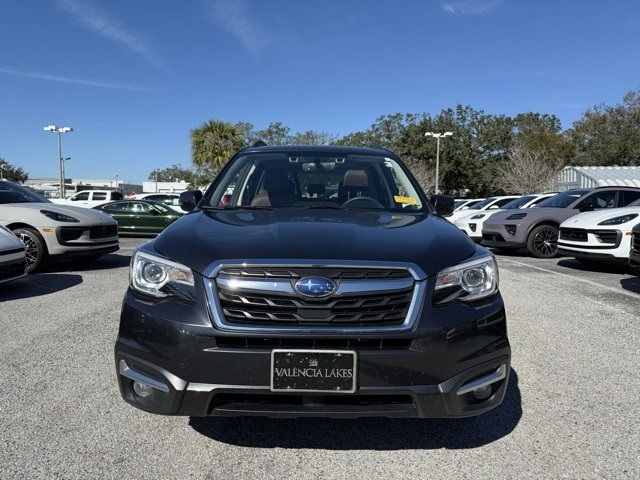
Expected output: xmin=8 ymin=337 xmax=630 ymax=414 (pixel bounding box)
xmin=1 ymin=237 xmax=639 ymax=479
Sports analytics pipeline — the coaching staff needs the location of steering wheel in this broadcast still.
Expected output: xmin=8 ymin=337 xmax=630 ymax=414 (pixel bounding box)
xmin=342 ymin=196 xmax=384 ymax=209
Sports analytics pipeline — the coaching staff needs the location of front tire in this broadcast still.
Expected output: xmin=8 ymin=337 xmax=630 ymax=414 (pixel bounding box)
xmin=526 ymin=224 xmax=559 ymax=258
xmin=13 ymin=227 xmax=48 ymax=272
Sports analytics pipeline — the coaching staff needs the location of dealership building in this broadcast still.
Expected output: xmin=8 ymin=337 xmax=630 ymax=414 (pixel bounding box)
xmin=547 ymin=166 xmax=640 ymax=192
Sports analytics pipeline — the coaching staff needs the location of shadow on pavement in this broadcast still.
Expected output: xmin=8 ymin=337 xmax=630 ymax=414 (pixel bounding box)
xmin=0 ymin=273 xmax=83 ymax=300
xmin=620 ymin=277 xmax=640 ymax=294
xmin=556 ymin=258 xmax=630 ymax=274
xmin=189 ymin=370 xmax=522 ymax=450
xmin=45 ymin=252 xmax=132 ymax=273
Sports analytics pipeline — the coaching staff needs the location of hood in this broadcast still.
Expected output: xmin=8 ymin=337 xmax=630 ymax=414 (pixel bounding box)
xmin=486 ymin=206 xmax=578 ymax=225
xmin=0 ymin=224 xmax=24 ymax=250
xmin=561 ymin=206 xmax=640 ymax=227
xmin=0 ymin=202 xmax=116 ymax=224
xmin=152 ymin=209 xmax=478 ymax=278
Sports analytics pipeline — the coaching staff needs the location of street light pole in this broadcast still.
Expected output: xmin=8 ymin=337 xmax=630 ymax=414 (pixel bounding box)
xmin=0 ymin=163 xmax=5 ymax=180
xmin=424 ymin=131 xmax=453 ymax=194
xmin=44 ymin=125 xmax=73 ymax=198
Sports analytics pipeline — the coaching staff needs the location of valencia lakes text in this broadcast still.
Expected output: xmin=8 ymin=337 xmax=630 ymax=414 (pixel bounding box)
xmin=274 ymin=368 xmax=353 ymax=378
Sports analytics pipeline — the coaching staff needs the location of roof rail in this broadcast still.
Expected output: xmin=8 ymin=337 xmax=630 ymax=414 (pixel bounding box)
xmin=252 ymin=140 xmax=268 ymax=147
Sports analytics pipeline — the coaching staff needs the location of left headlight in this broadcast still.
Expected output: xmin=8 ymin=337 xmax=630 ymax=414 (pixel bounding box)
xmin=40 ymin=210 xmax=80 ymax=223
xmin=131 ymin=251 xmax=195 ymax=299
xmin=434 ymin=255 xmax=499 ymax=304
xmin=470 ymin=214 xmax=486 ymax=219
xmin=598 ymin=213 xmax=638 ymax=226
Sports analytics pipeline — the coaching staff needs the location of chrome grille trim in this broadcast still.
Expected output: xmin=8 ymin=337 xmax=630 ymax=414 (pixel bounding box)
xmin=203 ymin=260 xmax=426 ymax=335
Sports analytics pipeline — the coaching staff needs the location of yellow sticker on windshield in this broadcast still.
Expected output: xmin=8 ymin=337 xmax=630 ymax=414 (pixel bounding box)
xmin=394 ymin=195 xmax=417 ymax=205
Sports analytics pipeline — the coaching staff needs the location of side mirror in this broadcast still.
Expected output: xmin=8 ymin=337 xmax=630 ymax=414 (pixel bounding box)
xmin=179 ymin=190 xmax=203 ymax=212
xmin=431 ymin=194 xmax=455 ymax=217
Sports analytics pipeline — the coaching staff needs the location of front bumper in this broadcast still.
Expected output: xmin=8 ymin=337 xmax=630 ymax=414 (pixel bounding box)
xmin=630 ymin=249 xmax=640 ymax=273
xmin=557 ymin=230 xmax=630 ymax=261
xmin=43 ymin=224 xmax=119 ymax=258
xmin=481 ymin=221 xmax=527 ymax=249
xmin=454 ymin=220 xmax=483 ymax=242
xmin=115 ymin=279 xmax=511 ymax=418
xmin=0 ymin=248 xmax=27 ymax=284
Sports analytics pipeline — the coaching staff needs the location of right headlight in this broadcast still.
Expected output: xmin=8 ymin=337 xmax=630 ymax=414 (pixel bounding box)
xmin=130 ymin=251 xmax=195 ymax=299
xmin=434 ymin=255 xmax=499 ymax=304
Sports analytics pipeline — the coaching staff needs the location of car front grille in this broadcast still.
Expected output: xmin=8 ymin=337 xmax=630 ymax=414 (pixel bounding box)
xmin=207 ymin=263 xmax=424 ymax=333
xmin=214 ymin=337 xmax=412 ymax=349
xmin=90 ymin=224 xmax=118 ymax=239
xmin=59 ymin=227 xmax=85 ymax=242
xmin=560 ymin=228 xmax=588 ymax=242
xmin=632 ymin=231 xmax=640 ymax=252
xmin=592 ymin=230 xmax=618 ymax=245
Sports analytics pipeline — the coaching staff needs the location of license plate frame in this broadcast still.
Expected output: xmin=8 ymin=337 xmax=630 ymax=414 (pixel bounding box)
xmin=270 ymin=349 xmax=357 ymax=394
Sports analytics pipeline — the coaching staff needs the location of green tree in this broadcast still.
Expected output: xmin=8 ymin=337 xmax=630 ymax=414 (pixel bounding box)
xmin=568 ymin=87 xmax=640 ymax=166
xmin=0 ymin=158 xmax=28 ymax=183
xmin=148 ymin=164 xmax=195 ymax=183
xmin=190 ymin=119 xmax=245 ymax=169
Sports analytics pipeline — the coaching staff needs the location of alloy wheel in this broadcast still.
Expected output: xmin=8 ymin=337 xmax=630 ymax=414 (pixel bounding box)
xmin=19 ymin=232 xmax=40 ymax=271
xmin=533 ymin=227 xmax=558 ymax=257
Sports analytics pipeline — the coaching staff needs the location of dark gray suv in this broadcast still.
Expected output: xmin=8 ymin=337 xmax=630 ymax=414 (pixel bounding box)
xmin=482 ymin=187 xmax=640 ymax=258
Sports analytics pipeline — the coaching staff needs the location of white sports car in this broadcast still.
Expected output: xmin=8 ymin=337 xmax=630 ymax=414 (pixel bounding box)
xmin=558 ymin=199 xmax=640 ymax=264
xmin=0 ymin=223 xmax=26 ymax=283
xmin=455 ymin=193 xmax=556 ymax=242
xmin=448 ymin=195 xmax=520 ymax=224
xmin=0 ymin=180 xmax=119 ymax=272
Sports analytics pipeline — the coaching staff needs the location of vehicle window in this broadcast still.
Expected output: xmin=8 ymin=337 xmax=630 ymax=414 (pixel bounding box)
xmin=462 ymin=199 xmax=483 ymax=209
xmin=493 ymin=197 xmax=517 ymax=208
xmin=0 ymin=182 xmax=50 ymax=204
xmin=536 ymin=189 xmax=591 ymax=208
xmin=131 ymin=202 xmax=153 ymax=213
xmin=73 ymin=192 xmax=90 ymax=201
xmin=147 ymin=194 xmax=179 ymax=206
xmin=502 ymin=196 xmax=536 ymax=210
xmin=529 ymin=195 xmax=554 ymax=206
xmin=622 ymin=190 xmax=640 ymax=206
xmin=454 ymin=200 xmax=467 ymax=209
xmin=111 ymin=192 xmax=123 ymax=200
xmin=92 ymin=192 xmax=107 ymax=201
xmin=576 ymin=190 xmax=617 ymax=210
xmin=148 ymin=202 xmax=170 ymax=213
xmin=468 ymin=198 xmax=497 ymax=210
xmin=206 ymin=153 xmax=425 ymax=212
xmin=103 ymin=202 xmax=129 ymax=212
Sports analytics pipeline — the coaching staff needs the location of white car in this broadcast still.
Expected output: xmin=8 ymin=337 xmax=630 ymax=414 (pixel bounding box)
xmin=0 ymin=181 xmax=119 ymax=272
xmin=455 ymin=193 xmax=556 ymax=242
xmin=52 ymin=189 xmax=124 ymax=209
xmin=453 ymin=198 xmax=484 ymax=212
xmin=448 ymin=196 xmax=520 ymax=223
xmin=558 ymin=198 xmax=640 ymax=265
xmin=133 ymin=193 xmax=184 ymax=213
xmin=0 ymin=223 xmax=26 ymax=283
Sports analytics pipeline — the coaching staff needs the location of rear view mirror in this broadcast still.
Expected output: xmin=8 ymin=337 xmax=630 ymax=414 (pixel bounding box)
xmin=431 ymin=194 xmax=455 ymax=217
xmin=179 ymin=190 xmax=203 ymax=212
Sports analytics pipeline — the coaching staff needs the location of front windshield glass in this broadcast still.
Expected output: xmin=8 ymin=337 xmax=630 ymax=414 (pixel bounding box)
xmin=536 ymin=189 xmax=590 ymax=208
xmin=502 ymin=195 xmax=536 ymax=210
xmin=0 ymin=181 xmax=50 ymax=204
xmin=468 ymin=197 xmax=496 ymax=210
xmin=206 ymin=153 xmax=425 ymax=212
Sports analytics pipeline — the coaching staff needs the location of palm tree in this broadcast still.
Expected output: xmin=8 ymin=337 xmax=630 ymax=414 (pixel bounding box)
xmin=190 ymin=120 xmax=245 ymax=169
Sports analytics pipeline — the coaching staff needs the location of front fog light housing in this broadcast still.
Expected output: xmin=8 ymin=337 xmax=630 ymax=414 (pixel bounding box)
xmin=131 ymin=251 xmax=194 ymax=298
xmin=133 ymin=381 xmax=154 ymax=397
xmin=435 ymin=255 xmax=499 ymax=303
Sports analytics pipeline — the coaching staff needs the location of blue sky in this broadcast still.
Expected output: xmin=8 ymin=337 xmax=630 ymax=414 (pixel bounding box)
xmin=1 ymin=0 xmax=639 ymax=184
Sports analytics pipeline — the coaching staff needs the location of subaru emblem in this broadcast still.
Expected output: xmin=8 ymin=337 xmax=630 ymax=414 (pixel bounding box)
xmin=294 ymin=276 xmax=337 ymax=298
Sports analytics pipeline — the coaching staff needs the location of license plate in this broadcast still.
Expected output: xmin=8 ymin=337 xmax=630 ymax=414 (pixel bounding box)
xmin=271 ymin=349 xmax=357 ymax=393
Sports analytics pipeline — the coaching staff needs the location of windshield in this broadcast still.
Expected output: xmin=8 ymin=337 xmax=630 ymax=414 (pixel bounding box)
xmin=454 ymin=200 xmax=468 ymax=209
xmin=0 ymin=181 xmax=50 ymax=204
xmin=468 ymin=197 xmax=497 ymax=210
xmin=630 ymin=198 xmax=640 ymax=207
xmin=536 ymin=189 xmax=590 ymax=208
xmin=502 ymin=195 xmax=536 ymax=210
xmin=205 ymin=153 xmax=426 ymax=212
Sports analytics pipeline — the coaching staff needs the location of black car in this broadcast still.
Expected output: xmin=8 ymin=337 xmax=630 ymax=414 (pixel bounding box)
xmin=115 ymin=145 xmax=511 ymax=418
xmin=630 ymin=223 xmax=640 ymax=274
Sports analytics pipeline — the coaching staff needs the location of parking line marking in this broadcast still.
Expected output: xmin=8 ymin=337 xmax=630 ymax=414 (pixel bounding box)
xmin=499 ymin=258 xmax=639 ymax=300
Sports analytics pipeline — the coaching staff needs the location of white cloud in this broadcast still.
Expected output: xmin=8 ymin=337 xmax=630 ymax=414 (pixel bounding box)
xmin=442 ymin=0 xmax=503 ymax=15
xmin=204 ymin=0 xmax=271 ymax=53
xmin=55 ymin=0 xmax=161 ymax=67
xmin=0 ymin=67 xmax=158 ymax=92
